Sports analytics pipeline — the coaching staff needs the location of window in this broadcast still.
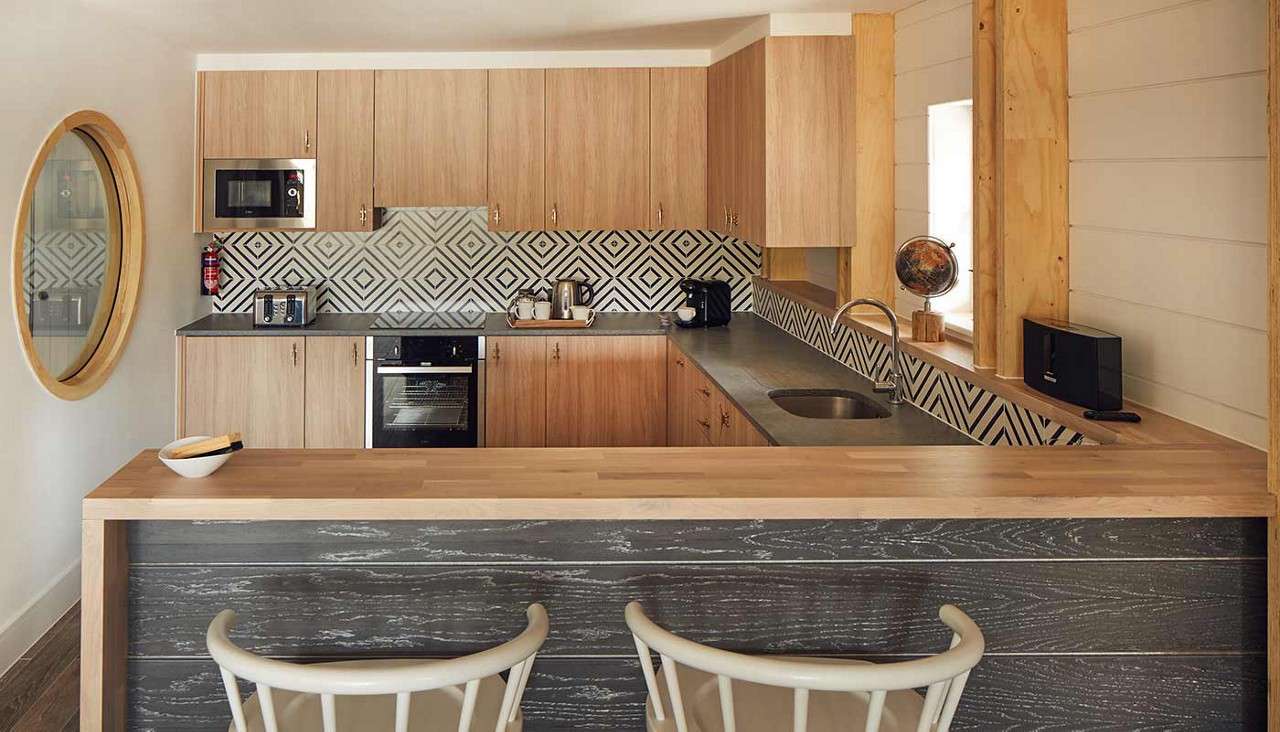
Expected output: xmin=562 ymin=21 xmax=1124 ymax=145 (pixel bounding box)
xmin=926 ymin=99 xmax=974 ymax=337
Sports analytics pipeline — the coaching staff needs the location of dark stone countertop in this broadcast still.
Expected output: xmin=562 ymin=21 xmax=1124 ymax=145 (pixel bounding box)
xmin=669 ymin=315 xmax=977 ymax=447
xmin=176 ymin=311 xmax=971 ymax=446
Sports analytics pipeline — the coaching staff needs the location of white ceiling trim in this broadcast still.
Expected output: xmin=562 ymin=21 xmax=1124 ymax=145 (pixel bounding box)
xmin=195 ymin=12 xmax=853 ymax=71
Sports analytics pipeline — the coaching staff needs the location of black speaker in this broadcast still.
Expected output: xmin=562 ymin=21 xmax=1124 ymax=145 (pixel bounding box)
xmin=1022 ymin=318 xmax=1122 ymax=411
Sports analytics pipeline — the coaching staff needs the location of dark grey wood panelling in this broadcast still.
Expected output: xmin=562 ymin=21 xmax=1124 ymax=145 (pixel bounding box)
xmin=129 ymin=654 xmax=1265 ymax=731
xmin=129 ymin=560 xmax=1265 ymax=657
xmin=128 ymin=518 xmax=1266 ymax=564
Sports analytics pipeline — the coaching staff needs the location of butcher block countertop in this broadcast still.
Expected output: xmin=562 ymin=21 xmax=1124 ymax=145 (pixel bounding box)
xmin=84 ymin=445 xmax=1272 ymax=520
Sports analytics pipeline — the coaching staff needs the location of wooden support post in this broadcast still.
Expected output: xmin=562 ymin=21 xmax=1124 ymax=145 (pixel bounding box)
xmin=990 ymin=0 xmax=1069 ymax=378
xmin=81 ymin=519 xmax=128 ymax=731
xmin=838 ymin=13 xmax=896 ymax=306
xmin=972 ymin=0 xmax=998 ymax=369
xmin=1267 ymin=2 xmax=1279 ymax=729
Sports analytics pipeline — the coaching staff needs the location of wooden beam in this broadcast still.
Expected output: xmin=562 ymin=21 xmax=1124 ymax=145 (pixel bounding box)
xmin=81 ymin=519 xmax=128 ymax=731
xmin=839 ymin=13 xmax=896 ymax=305
xmin=972 ymin=0 xmax=998 ymax=369
xmin=993 ymin=0 xmax=1069 ymax=378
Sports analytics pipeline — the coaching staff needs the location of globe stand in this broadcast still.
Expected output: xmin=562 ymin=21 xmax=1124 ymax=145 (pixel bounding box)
xmin=912 ymin=300 xmax=946 ymax=343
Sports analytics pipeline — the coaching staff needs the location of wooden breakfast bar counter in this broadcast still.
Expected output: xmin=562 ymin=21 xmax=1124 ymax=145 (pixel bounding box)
xmin=83 ymin=446 xmax=1274 ymax=730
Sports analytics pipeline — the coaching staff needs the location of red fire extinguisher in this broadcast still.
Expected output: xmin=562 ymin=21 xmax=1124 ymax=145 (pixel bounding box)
xmin=201 ymin=240 xmax=222 ymax=296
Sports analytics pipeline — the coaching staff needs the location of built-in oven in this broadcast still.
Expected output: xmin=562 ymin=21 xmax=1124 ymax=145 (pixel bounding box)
xmin=202 ymin=159 xmax=315 ymax=229
xmin=364 ymin=335 xmax=485 ymax=448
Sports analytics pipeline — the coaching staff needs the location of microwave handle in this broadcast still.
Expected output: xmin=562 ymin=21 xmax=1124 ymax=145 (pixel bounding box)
xmin=375 ymin=366 xmax=473 ymax=375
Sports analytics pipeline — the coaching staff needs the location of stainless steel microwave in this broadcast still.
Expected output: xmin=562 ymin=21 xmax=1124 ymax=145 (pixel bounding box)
xmin=202 ymin=159 xmax=315 ymax=229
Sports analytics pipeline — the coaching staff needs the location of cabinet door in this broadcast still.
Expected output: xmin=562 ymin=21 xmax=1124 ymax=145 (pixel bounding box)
xmin=303 ymin=336 xmax=365 ymax=448
xmin=485 ymin=336 xmax=547 ymax=447
xmin=650 ymin=68 xmax=707 ymax=230
xmin=706 ymin=58 xmax=729 ymax=235
xmin=689 ymin=365 xmax=717 ymax=446
xmin=317 ymin=71 xmax=375 ymax=232
xmin=713 ymin=389 xmax=771 ymax=447
xmin=488 ymin=69 xmax=545 ymax=232
xmin=182 ymin=337 xmax=305 ymax=448
xmin=202 ymin=71 xmax=317 ymax=159
xmin=547 ymin=336 xmax=667 ymax=447
xmin=667 ymin=345 xmax=692 ymax=446
xmin=735 ymin=41 xmax=767 ymax=246
xmin=546 ymin=69 xmax=650 ymax=230
xmin=375 ymin=70 xmax=488 ymax=206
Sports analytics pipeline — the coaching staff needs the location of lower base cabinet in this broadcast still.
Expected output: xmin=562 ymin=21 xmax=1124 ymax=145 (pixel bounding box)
xmin=547 ymin=336 xmax=668 ymax=447
xmin=668 ymin=342 xmax=770 ymax=447
xmin=303 ymin=336 xmax=366 ymax=448
xmin=485 ymin=336 xmax=548 ymax=447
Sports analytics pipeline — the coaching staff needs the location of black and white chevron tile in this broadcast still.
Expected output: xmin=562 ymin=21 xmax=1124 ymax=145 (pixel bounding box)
xmin=754 ymin=283 xmax=1090 ymax=447
xmin=211 ymin=208 xmax=762 ymax=314
xmin=20 ymin=230 xmax=108 ymax=300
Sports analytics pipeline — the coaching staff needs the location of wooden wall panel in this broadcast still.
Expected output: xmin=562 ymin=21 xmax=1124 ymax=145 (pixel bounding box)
xmin=973 ymin=0 xmax=997 ymax=368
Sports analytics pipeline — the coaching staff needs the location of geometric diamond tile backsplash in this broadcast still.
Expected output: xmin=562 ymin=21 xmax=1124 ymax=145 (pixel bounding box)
xmin=212 ymin=207 xmax=762 ymax=314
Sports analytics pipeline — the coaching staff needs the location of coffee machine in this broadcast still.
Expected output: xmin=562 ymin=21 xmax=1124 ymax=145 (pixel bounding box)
xmin=676 ymin=279 xmax=732 ymax=328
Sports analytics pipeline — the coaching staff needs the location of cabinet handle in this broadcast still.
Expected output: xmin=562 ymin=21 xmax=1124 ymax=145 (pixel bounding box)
xmin=552 ymin=342 xmax=560 ymax=361
xmin=723 ymin=206 xmax=730 ymax=229
xmin=493 ymin=204 xmax=501 ymax=226
xmin=292 ymin=343 xmax=298 ymax=367
xmin=730 ymin=211 xmax=739 ymax=229
xmin=675 ymin=358 xmax=685 ymax=367
xmin=494 ymin=343 xmax=501 ymax=362
xmin=304 ymin=129 xmax=310 ymax=151
xmin=697 ymin=419 xmax=711 ymax=430
xmin=351 ymin=342 xmax=358 ymax=367
xmin=550 ymin=204 xmax=558 ymax=227
xmin=720 ymin=410 xmax=731 ymax=428
xmin=657 ymin=203 xmax=664 ymax=226
xmin=359 ymin=205 xmax=368 ymax=226
xmin=699 ymin=387 xmax=711 ymax=397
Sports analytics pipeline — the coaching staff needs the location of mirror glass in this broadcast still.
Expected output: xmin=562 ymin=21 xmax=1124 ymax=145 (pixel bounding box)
xmin=20 ymin=129 xmax=121 ymax=380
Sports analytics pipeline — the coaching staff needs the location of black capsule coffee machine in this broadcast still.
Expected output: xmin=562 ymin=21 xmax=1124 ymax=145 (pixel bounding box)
xmin=676 ymin=279 xmax=732 ymax=328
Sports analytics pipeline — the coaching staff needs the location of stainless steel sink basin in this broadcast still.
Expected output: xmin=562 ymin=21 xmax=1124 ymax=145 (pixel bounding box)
xmin=768 ymin=389 xmax=891 ymax=420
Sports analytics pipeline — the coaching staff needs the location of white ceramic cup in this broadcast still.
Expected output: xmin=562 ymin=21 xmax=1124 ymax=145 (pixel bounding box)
xmin=534 ymin=301 xmax=552 ymax=320
xmin=570 ymin=305 xmax=592 ymax=321
xmin=515 ymin=301 xmax=535 ymax=320
xmin=676 ymin=306 xmax=697 ymax=323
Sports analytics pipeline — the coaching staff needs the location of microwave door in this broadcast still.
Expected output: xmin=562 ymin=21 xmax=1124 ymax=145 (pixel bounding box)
xmin=202 ymin=159 xmax=315 ymax=230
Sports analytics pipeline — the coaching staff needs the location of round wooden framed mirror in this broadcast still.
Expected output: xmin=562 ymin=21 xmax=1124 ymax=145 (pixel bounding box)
xmin=12 ymin=110 xmax=144 ymax=400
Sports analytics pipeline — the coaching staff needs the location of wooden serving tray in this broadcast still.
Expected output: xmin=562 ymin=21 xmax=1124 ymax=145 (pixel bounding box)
xmin=506 ymin=312 xmax=596 ymax=329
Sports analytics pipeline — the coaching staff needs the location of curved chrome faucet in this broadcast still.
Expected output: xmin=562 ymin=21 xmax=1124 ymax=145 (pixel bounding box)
xmin=831 ymin=298 xmax=905 ymax=405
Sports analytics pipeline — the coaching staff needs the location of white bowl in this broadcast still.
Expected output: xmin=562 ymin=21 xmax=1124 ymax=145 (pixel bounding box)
xmin=159 ymin=436 xmax=233 ymax=479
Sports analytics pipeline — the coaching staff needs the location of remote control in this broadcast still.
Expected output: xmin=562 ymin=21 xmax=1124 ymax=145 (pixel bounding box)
xmin=1083 ymin=410 xmax=1142 ymax=423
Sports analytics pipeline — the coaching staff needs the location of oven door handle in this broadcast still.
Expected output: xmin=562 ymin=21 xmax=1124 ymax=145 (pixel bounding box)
xmin=375 ymin=366 xmax=474 ymax=375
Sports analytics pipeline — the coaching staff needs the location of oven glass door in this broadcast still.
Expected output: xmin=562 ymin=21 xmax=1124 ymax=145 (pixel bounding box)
xmin=371 ymin=365 xmax=477 ymax=447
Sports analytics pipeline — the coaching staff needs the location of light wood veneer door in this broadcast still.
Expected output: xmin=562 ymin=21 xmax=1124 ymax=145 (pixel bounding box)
xmin=546 ymin=68 xmax=650 ymax=230
xmin=486 ymin=336 xmax=547 ymax=447
xmin=735 ymin=40 xmax=767 ymax=246
xmin=201 ymin=71 xmax=317 ymax=159
xmin=303 ymin=336 xmax=365 ymax=448
xmin=707 ymin=57 xmax=730 ymax=235
xmin=667 ymin=345 xmax=693 ymax=446
xmin=650 ymin=67 xmax=707 ymax=230
xmin=182 ymin=337 xmax=305 ymax=448
xmin=546 ymin=336 xmax=667 ymax=447
xmin=713 ymin=389 xmax=771 ymax=447
xmin=488 ymin=69 xmax=545 ymax=231
xmin=375 ymin=70 xmax=488 ymax=206
xmin=317 ymin=71 xmax=375 ymax=232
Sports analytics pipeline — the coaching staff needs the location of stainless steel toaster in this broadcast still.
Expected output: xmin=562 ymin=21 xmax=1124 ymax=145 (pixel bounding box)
xmin=253 ymin=287 xmax=317 ymax=327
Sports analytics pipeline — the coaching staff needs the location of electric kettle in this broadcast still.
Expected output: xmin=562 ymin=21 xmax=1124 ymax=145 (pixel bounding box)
xmin=551 ymin=279 xmax=594 ymax=319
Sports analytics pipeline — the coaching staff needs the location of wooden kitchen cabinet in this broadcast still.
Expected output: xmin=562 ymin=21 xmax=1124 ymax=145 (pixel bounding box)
xmin=545 ymin=68 xmax=650 ymax=230
xmin=201 ymin=71 xmax=318 ymax=159
xmin=375 ymin=70 xmax=488 ymax=206
xmin=488 ymin=69 xmax=546 ymax=231
xmin=303 ymin=336 xmax=365 ymax=448
xmin=546 ymin=336 xmax=667 ymax=447
xmin=317 ymin=71 xmax=375 ymax=231
xmin=713 ymin=390 xmax=771 ymax=447
xmin=707 ymin=36 xmax=853 ymax=247
xmin=485 ymin=336 xmax=547 ymax=447
xmin=650 ymin=67 xmax=707 ymax=230
xmin=181 ymin=337 xmax=306 ymax=448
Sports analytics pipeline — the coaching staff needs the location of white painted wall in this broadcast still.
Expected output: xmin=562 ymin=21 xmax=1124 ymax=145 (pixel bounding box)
xmin=0 ymin=1 xmax=202 ymax=675
xmin=893 ymin=0 xmax=973 ymax=319
xmin=1068 ymin=0 xmax=1268 ymax=447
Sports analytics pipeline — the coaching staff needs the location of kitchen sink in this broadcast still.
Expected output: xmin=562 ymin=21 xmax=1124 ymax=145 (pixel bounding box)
xmin=768 ymin=389 xmax=891 ymax=420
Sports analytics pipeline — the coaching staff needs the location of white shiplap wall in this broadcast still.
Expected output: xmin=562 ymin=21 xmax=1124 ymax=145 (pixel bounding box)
xmin=893 ymin=0 xmax=973 ymax=316
xmin=1068 ymin=0 xmax=1268 ymax=447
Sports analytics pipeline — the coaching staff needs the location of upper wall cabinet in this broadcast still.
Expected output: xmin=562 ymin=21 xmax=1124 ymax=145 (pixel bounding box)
xmin=201 ymin=71 xmax=318 ymax=159
xmin=708 ymin=37 xmax=854 ymax=247
xmin=488 ymin=69 xmax=546 ymax=232
xmin=650 ymin=67 xmax=708 ymax=230
xmin=317 ymin=70 xmax=375 ymax=232
xmin=546 ymin=68 xmax=650 ymax=230
xmin=374 ymin=70 xmax=488 ymax=207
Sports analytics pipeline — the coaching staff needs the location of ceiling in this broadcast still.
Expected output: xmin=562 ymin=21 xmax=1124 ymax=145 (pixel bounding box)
xmin=83 ymin=0 xmax=912 ymax=53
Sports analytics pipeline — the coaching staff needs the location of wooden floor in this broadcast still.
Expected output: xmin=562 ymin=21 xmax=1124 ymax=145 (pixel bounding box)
xmin=0 ymin=603 xmax=80 ymax=731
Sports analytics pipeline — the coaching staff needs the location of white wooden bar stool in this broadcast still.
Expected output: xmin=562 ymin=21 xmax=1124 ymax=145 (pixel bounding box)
xmin=626 ymin=602 xmax=984 ymax=732
xmin=206 ymin=603 xmax=548 ymax=732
